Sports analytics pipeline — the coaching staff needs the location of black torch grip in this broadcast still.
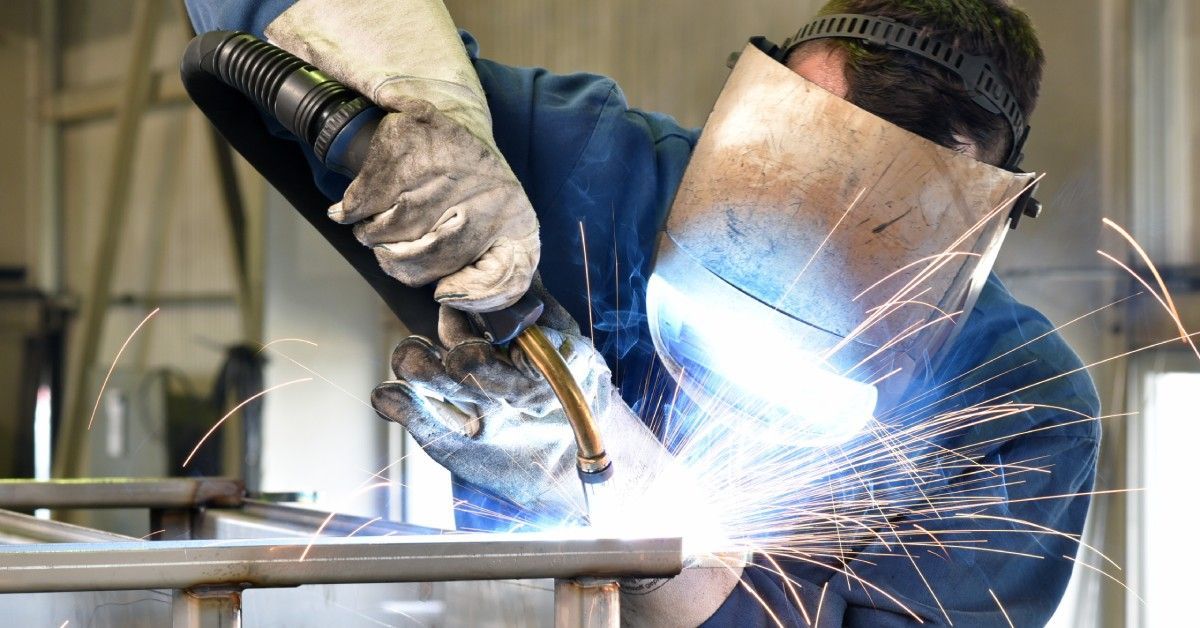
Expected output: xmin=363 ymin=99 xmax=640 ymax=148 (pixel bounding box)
xmin=181 ymin=30 xmax=541 ymax=345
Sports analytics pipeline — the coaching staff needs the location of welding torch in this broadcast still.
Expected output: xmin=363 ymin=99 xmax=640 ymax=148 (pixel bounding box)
xmin=181 ymin=31 xmax=613 ymax=492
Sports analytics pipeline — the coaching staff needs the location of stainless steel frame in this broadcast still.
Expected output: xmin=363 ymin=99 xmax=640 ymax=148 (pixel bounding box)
xmin=0 ymin=477 xmax=243 ymax=509
xmin=0 ymin=478 xmax=685 ymax=627
xmin=0 ymin=534 xmax=682 ymax=593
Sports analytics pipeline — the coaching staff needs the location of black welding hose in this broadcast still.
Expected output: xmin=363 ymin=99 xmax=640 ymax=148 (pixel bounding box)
xmin=180 ymin=30 xmax=541 ymax=343
xmin=181 ymin=31 xmax=611 ymax=482
xmin=181 ymin=30 xmax=437 ymax=337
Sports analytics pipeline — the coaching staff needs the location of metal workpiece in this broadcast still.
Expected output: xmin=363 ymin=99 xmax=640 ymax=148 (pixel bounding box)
xmin=683 ymin=550 xmax=754 ymax=570
xmin=555 ymin=578 xmax=620 ymax=628
xmin=0 ymin=477 xmax=244 ymax=510
xmin=194 ymin=499 xmax=438 ymax=540
xmin=514 ymin=327 xmax=611 ymax=476
xmin=0 ymin=533 xmax=683 ymax=594
xmin=0 ymin=509 xmax=136 ymax=544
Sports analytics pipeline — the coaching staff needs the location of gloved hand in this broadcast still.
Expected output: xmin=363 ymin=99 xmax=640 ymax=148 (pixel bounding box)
xmin=266 ymin=0 xmax=538 ymax=312
xmin=372 ymin=284 xmax=744 ymax=626
xmin=371 ymin=282 xmax=675 ymax=523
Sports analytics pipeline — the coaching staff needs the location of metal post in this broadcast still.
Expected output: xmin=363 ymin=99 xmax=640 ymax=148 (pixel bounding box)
xmin=554 ymin=578 xmax=620 ymax=628
xmin=56 ymin=0 xmax=164 ymax=479
xmin=34 ymin=0 xmax=63 ymax=298
xmin=151 ymin=508 xmax=195 ymax=541
xmin=172 ymin=586 xmax=242 ymax=628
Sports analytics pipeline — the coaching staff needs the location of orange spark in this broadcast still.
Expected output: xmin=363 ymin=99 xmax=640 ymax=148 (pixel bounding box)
xmin=182 ymin=377 xmax=312 ymax=468
xmin=579 ymin=220 xmax=596 ymax=341
xmin=88 ymin=308 xmax=160 ymax=430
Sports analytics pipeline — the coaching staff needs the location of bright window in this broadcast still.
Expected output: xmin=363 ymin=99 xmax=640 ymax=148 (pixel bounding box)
xmin=1136 ymin=369 xmax=1200 ymax=626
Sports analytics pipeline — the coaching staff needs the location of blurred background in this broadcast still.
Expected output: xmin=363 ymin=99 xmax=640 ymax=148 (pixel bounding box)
xmin=0 ymin=1 xmax=1195 ymax=626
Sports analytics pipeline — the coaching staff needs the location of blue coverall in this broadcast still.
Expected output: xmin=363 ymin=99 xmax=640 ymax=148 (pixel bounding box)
xmin=186 ymin=3 xmax=1102 ymax=625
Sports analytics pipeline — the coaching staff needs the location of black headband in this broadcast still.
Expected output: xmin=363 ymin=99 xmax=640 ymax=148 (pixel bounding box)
xmin=780 ymin=13 xmax=1029 ymax=171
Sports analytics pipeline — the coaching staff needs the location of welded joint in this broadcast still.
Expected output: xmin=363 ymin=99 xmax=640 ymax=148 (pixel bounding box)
xmin=172 ymin=585 xmax=244 ymax=628
xmin=191 ymin=478 xmax=247 ymax=508
xmin=554 ymin=578 xmax=620 ymax=628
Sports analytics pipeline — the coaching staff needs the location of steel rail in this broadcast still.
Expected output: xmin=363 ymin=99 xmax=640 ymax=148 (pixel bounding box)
xmin=0 ymin=533 xmax=683 ymax=593
xmin=0 ymin=509 xmax=136 ymax=543
xmin=194 ymin=499 xmax=438 ymax=539
xmin=0 ymin=478 xmax=244 ymax=510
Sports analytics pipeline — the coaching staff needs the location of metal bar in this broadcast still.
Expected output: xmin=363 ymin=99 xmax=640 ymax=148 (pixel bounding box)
xmin=0 ymin=478 xmax=244 ymax=510
xmin=57 ymin=0 xmax=165 ymax=479
xmin=109 ymin=292 xmax=239 ymax=307
xmin=554 ymin=578 xmax=619 ymax=628
xmin=34 ymin=0 xmax=64 ymax=296
xmin=0 ymin=534 xmax=683 ymax=593
xmin=0 ymin=509 xmax=136 ymax=543
xmin=194 ymin=499 xmax=438 ymax=540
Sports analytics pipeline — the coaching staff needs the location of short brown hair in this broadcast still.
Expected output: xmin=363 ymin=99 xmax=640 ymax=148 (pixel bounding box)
xmin=788 ymin=0 xmax=1044 ymax=166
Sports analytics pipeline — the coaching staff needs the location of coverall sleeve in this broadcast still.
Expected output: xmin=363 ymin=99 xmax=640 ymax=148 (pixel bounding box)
xmin=703 ymin=277 xmax=1101 ymax=627
xmin=184 ymin=0 xmax=293 ymax=47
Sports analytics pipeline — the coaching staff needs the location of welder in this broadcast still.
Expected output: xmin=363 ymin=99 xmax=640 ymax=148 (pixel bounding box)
xmin=188 ymin=0 xmax=1101 ymax=626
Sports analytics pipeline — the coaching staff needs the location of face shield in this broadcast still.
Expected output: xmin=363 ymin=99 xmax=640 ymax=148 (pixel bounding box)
xmin=646 ymin=39 xmax=1038 ymax=447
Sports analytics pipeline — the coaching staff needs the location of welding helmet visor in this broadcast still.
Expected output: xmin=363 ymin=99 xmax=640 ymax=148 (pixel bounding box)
xmin=646 ymin=41 xmax=1037 ymax=445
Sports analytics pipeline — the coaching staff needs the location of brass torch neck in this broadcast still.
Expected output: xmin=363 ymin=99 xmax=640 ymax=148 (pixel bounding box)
xmin=514 ymin=326 xmax=611 ymax=480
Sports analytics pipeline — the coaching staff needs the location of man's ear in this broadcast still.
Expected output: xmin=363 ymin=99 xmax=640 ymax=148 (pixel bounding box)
xmin=785 ymin=42 xmax=851 ymax=98
xmin=951 ymin=133 xmax=982 ymax=161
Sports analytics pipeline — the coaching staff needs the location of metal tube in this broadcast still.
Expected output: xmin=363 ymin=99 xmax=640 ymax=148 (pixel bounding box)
xmin=0 ymin=478 xmax=244 ymax=510
xmin=515 ymin=327 xmax=610 ymax=475
xmin=0 ymin=534 xmax=683 ymax=593
xmin=0 ymin=509 xmax=136 ymax=543
xmin=554 ymin=578 xmax=619 ymax=628
xmin=193 ymin=499 xmax=438 ymax=540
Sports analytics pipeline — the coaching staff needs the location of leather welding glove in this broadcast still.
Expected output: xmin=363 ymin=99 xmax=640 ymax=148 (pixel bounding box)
xmin=371 ymin=281 xmax=672 ymax=522
xmin=266 ymin=0 xmax=538 ymax=312
xmin=371 ymin=284 xmax=743 ymax=627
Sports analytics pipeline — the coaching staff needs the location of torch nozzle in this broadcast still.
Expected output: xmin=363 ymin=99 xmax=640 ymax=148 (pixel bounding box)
xmin=513 ymin=327 xmax=612 ymax=481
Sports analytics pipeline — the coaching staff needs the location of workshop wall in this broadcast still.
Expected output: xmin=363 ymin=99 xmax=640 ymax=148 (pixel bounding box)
xmin=446 ymin=0 xmax=824 ymax=129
